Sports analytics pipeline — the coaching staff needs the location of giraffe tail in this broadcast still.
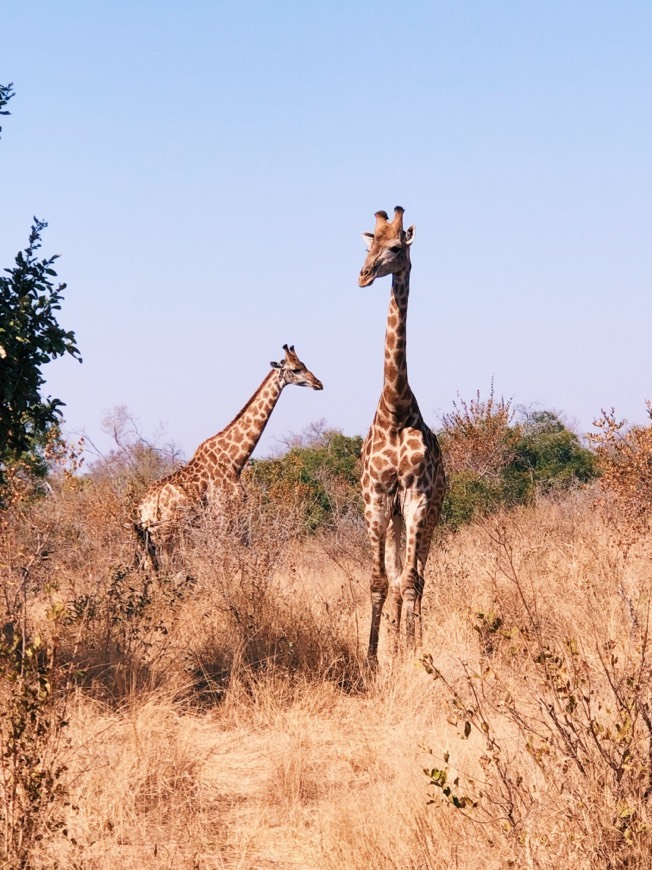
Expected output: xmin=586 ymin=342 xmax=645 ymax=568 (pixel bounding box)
xmin=384 ymin=512 xmax=404 ymax=582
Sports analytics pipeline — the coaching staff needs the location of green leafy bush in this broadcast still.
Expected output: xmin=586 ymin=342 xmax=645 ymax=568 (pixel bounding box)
xmin=504 ymin=410 xmax=599 ymax=504
xmin=439 ymin=392 xmax=598 ymax=527
xmin=248 ymin=427 xmax=363 ymax=531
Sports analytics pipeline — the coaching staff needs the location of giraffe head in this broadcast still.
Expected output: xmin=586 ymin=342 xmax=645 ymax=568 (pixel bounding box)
xmin=270 ymin=344 xmax=323 ymax=390
xmin=359 ymin=206 xmax=415 ymax=288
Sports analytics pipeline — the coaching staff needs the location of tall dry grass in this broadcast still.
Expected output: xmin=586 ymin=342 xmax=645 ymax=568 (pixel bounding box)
xmin=1 ymin=459 xmax=652 ymax=867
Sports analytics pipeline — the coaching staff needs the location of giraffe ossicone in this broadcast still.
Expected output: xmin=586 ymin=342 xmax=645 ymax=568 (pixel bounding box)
xmin=358 ymin=206 xmax=446 ymax=663
xmin=135 ymin=344 xmax=323 ymax=569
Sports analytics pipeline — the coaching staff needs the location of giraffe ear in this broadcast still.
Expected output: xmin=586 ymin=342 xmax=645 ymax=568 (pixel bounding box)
xmin=405 ymin=225 xmax=416 ymax=245
xmin=361 ymin=232 xmax=374 ymax=249
xmin=270 ymin=360 xmax=281 ymax=369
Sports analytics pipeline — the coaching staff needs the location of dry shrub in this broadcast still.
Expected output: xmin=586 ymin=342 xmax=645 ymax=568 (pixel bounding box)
xmin=0 ymin=455 xmax=81 ymax=868
xmin=421 ymin=495 xmax=652 ymax=868
xmin=440 ymin=386 xmax=517 ymax=481
xmin=179 ymin=494 xmax=365 ymax=702
xmin=2 ymin=436 xmax=365 ymax=707
xmin=9 ymin=480 xmax=187 ymax=702
xmin=0 ymin=630 xmax=74 ymax=869
xmin=589 ymin=402 xmax=652 ymax=548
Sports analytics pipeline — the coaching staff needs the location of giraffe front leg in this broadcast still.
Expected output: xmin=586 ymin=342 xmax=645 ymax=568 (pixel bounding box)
xmin=365 ymin=504 xmax=390 ymax=665
xmin=368 ymin=553 xmax=388 ymax=665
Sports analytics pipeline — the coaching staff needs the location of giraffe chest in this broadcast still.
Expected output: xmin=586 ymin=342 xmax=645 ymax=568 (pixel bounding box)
xmin=362 ymin=425 xmax=439 ymax=496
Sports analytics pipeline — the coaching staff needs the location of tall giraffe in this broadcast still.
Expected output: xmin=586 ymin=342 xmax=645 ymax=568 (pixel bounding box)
xmin=358 ymin=206 xmax=446 ymax=663
xmin=136 ymin=344 xmax=323 ymax=568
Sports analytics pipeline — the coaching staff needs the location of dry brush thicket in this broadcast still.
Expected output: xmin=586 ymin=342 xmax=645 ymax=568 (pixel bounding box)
xmin=0 ymin=406 xmax=651 ymax=869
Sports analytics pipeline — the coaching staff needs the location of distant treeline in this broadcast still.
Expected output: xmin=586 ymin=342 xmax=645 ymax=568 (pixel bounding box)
xmin=246 ymin=395 xmax=600 ymax=532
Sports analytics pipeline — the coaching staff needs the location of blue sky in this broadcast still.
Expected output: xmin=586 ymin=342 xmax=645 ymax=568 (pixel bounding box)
xmin=2 ymin=1 xmax=650 ymax=461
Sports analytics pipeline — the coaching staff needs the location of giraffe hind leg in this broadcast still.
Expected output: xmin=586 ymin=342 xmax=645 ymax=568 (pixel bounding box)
xmin=368 ymin=562 xmax=388 ymax=665
xmin=399 ymin=495 xmax=433 ymax=652
xmin=366 ymin=511 xmax=391 ymax=665
xmin=385 ymin=513 xmax=404 ymax=655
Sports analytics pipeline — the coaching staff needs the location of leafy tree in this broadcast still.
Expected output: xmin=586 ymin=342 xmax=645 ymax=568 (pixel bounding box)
xmin=0 ymin=82 xmax=15 ymax=139
xmin=0 ymin=84 xmax=81 ymax=486
xmin=0 ymin=220 xmax=81 ymax=481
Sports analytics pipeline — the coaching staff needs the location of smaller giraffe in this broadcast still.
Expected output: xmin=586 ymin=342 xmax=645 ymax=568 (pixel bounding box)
xmin=358 ymin=206 xmax=446 ymax=663
xmin=135 ymin=344 xmax=323 ymax=568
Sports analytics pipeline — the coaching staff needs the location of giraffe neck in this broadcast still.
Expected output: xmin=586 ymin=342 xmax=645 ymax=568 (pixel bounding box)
xmin=381 ymin=265 xmax=412 ymax=418
xmin=212 ymin=369 xmax=285 ymax=475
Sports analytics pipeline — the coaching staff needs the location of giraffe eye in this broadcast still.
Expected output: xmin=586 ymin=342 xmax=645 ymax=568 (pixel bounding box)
xmin=389 ymin=245 xmax=402 ymax=254
xmin=291 ymin=368 xmax=302 ymax=374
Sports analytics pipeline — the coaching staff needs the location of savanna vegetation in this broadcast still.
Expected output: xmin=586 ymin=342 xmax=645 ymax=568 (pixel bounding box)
xmin=3 ymin=80 xmax=652 ymax=870
xmin=1 ymin=389 xmax=651 ymax=868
